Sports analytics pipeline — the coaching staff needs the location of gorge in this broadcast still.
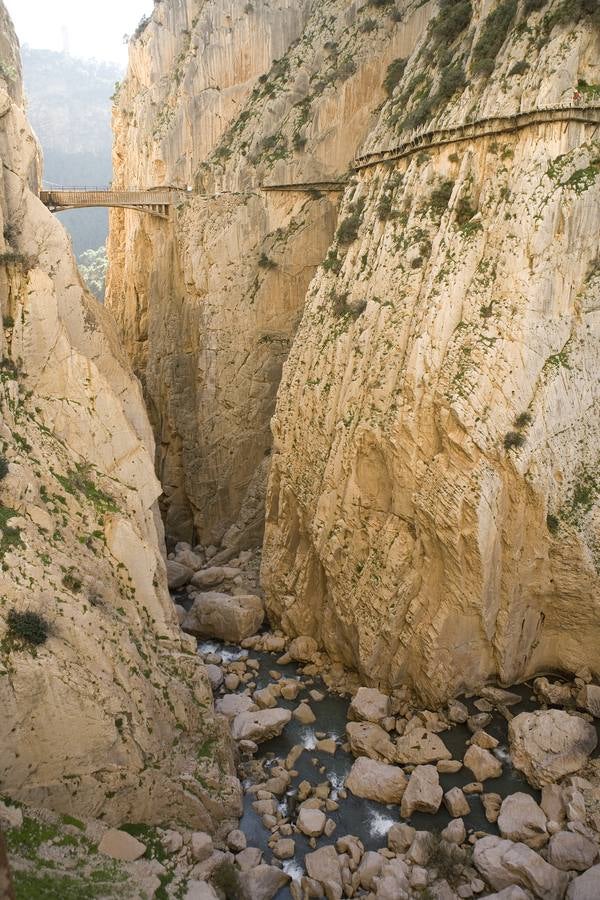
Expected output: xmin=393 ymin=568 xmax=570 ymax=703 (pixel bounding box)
xmin=1 ymin=0 xmax=600 ymax=898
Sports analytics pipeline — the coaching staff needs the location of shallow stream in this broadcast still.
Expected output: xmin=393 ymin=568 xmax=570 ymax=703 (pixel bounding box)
xmin=197 ymin=637 xmax=548 ymax=900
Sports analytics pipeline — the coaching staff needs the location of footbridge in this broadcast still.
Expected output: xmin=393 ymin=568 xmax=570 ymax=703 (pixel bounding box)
xmin=39 ymin=188 xmax=183 ymax=219
xmin=354 ymin=102 xmax=600 ymax=170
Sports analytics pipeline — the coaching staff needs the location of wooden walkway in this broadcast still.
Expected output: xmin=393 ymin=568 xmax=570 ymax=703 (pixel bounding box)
xmin=354 ymin=103 xmax=600 ymax=170
xmin=39 ymin=189 xmax=182 ymax=219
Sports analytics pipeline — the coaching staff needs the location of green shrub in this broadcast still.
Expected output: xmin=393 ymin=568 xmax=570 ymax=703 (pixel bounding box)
xmin=293 ymin=133 xmax=307 ymax=151
xmin=258 ymin=252 xmax=277 ymax=269
xmin=0 ymin=456 xmax=8 ymax=480
xmin=2 ymin=315 xmax=13 ymax=328
xmin=361 ymin=18 xmax=377 ymax=32
xmin=377 ymin=193 xmax=394 ymax=221
xmin=133 ymin=15 xmax=150 ymax=40
xmin=524 ymin=0 xmax=547 ymax=12
xmin=0 ymin=251 xmax=29 ymax=268
xmin=322 ymin=250 xmax=341 ymax=273
xmin=7 ymin=610 xmax=49 ymax=646
xmin=62 ymin=571 xmax=82 ymax=593
xmin=211 ymin=861 xmax=243 ymax=899
xmin=436 ymin=63 xmax=467 ymax=104
xmin=383 ymin=58 xmax=406 ymax=96
xmin=504 ymin=431 xmax=526 ymax=450
xmin=546 ymin=0 xmax=600 ymax=27
xmin=368 ymin=0 xmax=395 ymax=6
xmin=336 ymin=199 xmax=366 ymax=245
xmin=426 ymin=179 xmax=455 ymax=215
xmin=546 ymin=513 xmax=559 ymax=534
xmin=514 ymin=411 xmax=532 ymax=428
xmin=430 ymin=0 xmax=472 ymax=48
xmin=390 ymin=8 xmax=404 ymax=22
xmin=472 ymin=0 xmax=517 ymax=76
xmin=455 ymin=196 xmax=477 ymax=227
xmin=509 ymin=60 xmax=529 ymax=76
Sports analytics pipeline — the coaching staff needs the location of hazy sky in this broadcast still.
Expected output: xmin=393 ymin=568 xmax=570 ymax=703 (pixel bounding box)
xmin=7 ymin=0 xmax=154 ymax=65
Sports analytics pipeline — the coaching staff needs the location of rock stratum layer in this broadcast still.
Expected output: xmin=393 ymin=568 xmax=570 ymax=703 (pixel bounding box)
xmin=0 ymin=2 xmax=240 ymax=831
xmin=107 ymin=0 xmax=415 ymax=546
xmin=263 ymin=0 xmax=600 ymax=702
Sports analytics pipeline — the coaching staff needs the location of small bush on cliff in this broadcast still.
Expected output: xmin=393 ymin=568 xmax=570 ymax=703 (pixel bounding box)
xmin=471 ymin=0 xmax=517 ymax=76
xmin=62 ymin=571 xmax=82 ymax=594
xmin=0 ymin=456 xmax=8 ymax=480
xmin=514 ymin=411 xmax=532 ymax=428
xmin=424 ymin=179 xmax=455 ymax=215
xmin=524 ymin=0 xmax=547 ymax=12
xmin=546 ymin=513 xmax=559 ymax=534
xmin=7 ymin=610 xmax=49 ymax=646
xmin=504 ymin=431 xmax=526 ymax=450
xmin=133 ymin=15 xmax=150 ymax=40
xmin=383 ymin=58 xmax=406 ymax=96
xmin=336 ymin=198 xmax=366 ymax=245
xmin=258 ymin=252 xmax=277 ymax=270
xmin=430 ymin=0 xmax=472 ymax=49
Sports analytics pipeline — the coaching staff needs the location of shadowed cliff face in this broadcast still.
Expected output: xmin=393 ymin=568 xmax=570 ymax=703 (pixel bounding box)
xmin=106 ymin=0 xmax=419 ymax=547
xmin=262 ymin=0 xmax=600 ymax=701
xmin=0 ymin=1 xmax=240 ymax=831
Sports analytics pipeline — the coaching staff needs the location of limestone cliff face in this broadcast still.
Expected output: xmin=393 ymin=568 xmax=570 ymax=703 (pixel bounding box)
xmin=262 ymin=0 xmax=600 ymax=703
xmin=107 ymin=0 xmax=418 ymax=546
xmin=0 ymin=3 xmax=240 ymax=831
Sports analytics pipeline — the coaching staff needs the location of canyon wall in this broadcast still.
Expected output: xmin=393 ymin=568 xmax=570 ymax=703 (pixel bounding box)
xmin=263 ymin=0 xmax=600 ymax=702
xmin=0 ymin=2 xmax=240 ymax=831
xmin=107 ymin=0 xmax=421 ymax=546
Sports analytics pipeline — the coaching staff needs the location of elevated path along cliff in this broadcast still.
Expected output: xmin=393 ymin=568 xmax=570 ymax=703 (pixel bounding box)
xmin=354 ymin=102 xmax=600 ymax=170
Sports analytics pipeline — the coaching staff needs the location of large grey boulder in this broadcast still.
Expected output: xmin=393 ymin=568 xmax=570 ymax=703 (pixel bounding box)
xmin=346 ymin=721 xmax=397 ymax=762
xmin=497 ymin=793 xmax=548 ymax=849
xmin=98 ymin=828 xmax=146 ymax=861
xmin=346 ymin=756 xmax=407 ymax=804
xmin=305 ymin=844 xmax=342 ymax=886
xmin=567 ymin=864 xmax=600 ymax=899
xmin=400 ymin=765 xmax=443 ymax=817
xmin=182 ymin=591 xmax=264 ymax=642
xmin=239 ymin=864 xmax=290 ymax=900
xmin=473 ymin=835 xmax=569 ymax=899
xmin=395 ymin=727 xmax=451 ymax=764
xmin=166 ymin=559 xmax=193 ymax=589
xmin=509 ymin=710 xmax=598 ymax=787
xmin=547 ymin=831 xmax=598 ymax=872
xmin=215 ymin=693 xmax=257 ymax=719
xmin=348 ymin=687 xmax=390 ymax=723
xmin=463 ymin=744 xmax=502 ymax=781
xmin=231 ymin=708 xmax=291 ymax=743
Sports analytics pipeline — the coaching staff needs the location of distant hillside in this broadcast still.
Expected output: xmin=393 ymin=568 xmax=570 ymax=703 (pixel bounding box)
xmin=21 ymin=47 xmax=122 ymax=294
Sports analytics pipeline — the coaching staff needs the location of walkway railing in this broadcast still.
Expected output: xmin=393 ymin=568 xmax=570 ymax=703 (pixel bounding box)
xmin=354 ymin=102 xmax=600 ymax=170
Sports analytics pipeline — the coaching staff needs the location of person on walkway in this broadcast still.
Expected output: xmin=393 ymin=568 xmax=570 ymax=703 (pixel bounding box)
xmin=573 ymin=88 xmax=583 ymax=105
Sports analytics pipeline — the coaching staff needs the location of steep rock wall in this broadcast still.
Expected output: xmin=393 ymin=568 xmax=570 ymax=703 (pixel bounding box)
xmin=0 ymin=3 xmax=240 ymax=831
xmin=107 ymin=0 xmax=423 ymax=546
xmin=262 ymin=0 xmax=600 ymax=702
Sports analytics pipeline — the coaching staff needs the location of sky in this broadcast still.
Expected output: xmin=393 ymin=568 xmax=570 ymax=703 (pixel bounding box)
xmin=6 ymin=0 xmax=154 ymax=66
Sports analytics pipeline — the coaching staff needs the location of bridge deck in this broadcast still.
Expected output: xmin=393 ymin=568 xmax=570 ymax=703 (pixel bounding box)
xmin=40 ymin=189 xmax=181 ymax=218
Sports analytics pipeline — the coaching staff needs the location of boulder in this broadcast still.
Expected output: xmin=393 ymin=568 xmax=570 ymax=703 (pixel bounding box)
xmin=293 ymin=702 xmax=316 ymax=724
xmin=484 ymin=889 xmax=534 ymax=900
xmin=98 ymin=828 xmax=146 ymax=861
xmin=473 ymin=835 xmax=569 ymax=898
xmin=215 ymin=694 xmax=257 ymax=719
xmin=190 ymin=831 xmax=213 ymax=862
xmin=182 ymin=592 xmax=264 ymax=642
xmin=387 ymin=822 xmax=415 ymax=853
xmin=400 ymin=765 xmax=443 ymax=817
xmin=348 ymin=687 xmax=390 ymax=723
xmin=441 ymin=818 xmax=466 ymax=844
xmin=566 ymin=864 xmax=600 ymax=899
xmin=297 ymin=807 xmax=326 ymax=837
xmin=226 ymin=829 xmax=246 ymax=853
xmin=205 ymin=664 xmax=223 ymax=690
xmin=184 ymin=882 xmax=218 ymax=900
xmin=534 ymin=677 xmax=574 ymax=707
xmin=483 ymin=792 xmax=503 ymax=823
xmin=395 ymin=727 xmax=451 ymax=764
xmin=358 ymin=851 xmax=385 ymax=890
xmin=497 ymin=793 xmax=548 ymax=849
xmin=576 ymin=684 xmax=600 ymax=718
xmin=447 ymin=699 xmax=469 ymax=723
xmin=463 ymin=744 xmax=502 ymax=781
xmin=236 ymin=847 xmax=263 ymax=870
xmin=166 ymin=560 xmax=193 ymax=589
xmin=288 ymin=635 xmax=318 ymax=662
xmin=305 ymin=844 xmax=342 ymax=886
xmin=176 ymin=549 xmax=205 ymax=571
xmin=231 ymin=708 xmax=291 ymax=743
xmin=239 ymin=864 xmax=291 ymax=900
xmin=547 ymin=832 xmax=598 ymax=871
xmin=444 ymin=787 xmax=470 ymax=818
xmin=346 ymin=756 xmax=407 ymax=804
xmin=346 ymin=721 xmax=397 ymax=762
xmin=272 ymin=838 xmax=295 ymax=860
xmin=508 ymin=710 xmax=598 ymax=788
